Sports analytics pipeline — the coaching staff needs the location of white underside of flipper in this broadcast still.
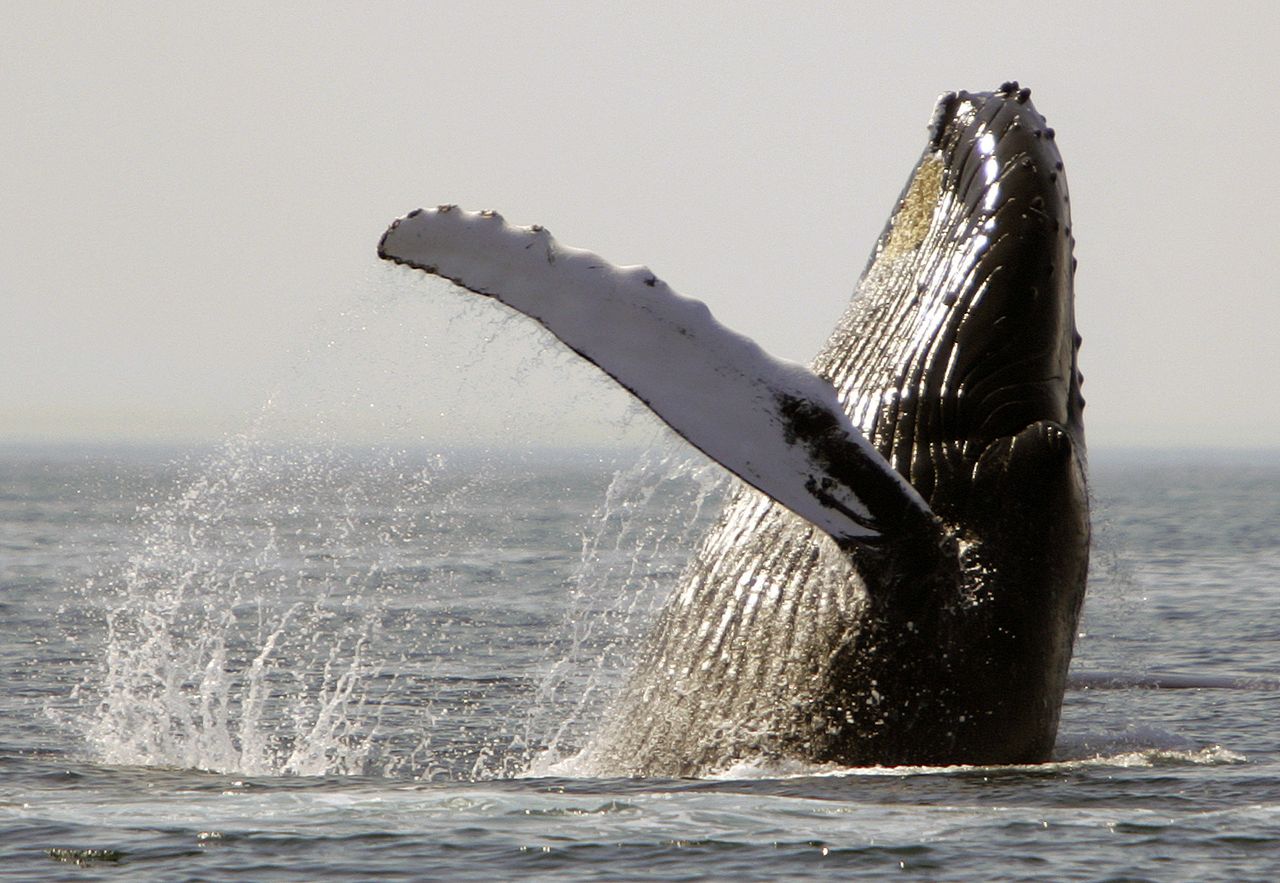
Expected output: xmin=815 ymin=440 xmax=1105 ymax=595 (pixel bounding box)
xmin=379 ymin=206 xmax=931 ymax=544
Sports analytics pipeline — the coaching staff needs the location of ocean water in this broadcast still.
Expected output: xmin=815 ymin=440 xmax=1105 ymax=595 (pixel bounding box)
xmin=2 ymin=441 xmax=1278 ymax=881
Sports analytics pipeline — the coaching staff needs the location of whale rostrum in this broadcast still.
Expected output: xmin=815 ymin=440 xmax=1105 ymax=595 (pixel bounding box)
xmin=379 ymin=84 xmax=1089 ymax=774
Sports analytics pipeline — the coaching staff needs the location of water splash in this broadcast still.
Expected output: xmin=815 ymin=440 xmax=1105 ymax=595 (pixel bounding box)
xmin=521 ymin=444 xmax=729 ymax=776
xmin=46 ymin=279 xmax=738 ymax=781
xmin=53 ymin=417 xmax=726 ymax=783
xmin=64 ymin=436 xmax=444 ymax=777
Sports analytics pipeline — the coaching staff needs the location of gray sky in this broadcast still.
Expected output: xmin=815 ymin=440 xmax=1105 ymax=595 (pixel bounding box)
xmin=4 ymin=2 xmax=1278 ymax=450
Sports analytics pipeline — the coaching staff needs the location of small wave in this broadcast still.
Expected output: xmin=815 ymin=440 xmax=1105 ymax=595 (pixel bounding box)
xmin=1070 ymin=745 xmax=1247 ymax=768
xmin=1053 ymin=724 xmax=1247 ymax=768
xmin=1069 ymin=670 xmax=1280 ymax=691
xmin=704 ymin=744 xmax=1246 ymax=781
xmin=510 ymin=800 xmax=639 ymax=817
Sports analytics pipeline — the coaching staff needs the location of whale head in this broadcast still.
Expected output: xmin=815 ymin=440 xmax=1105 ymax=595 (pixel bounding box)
xmin=824 ymin=84 xmax=1084 ymax=504
xmin=812 ymin=85 xmax=1090 ymax=764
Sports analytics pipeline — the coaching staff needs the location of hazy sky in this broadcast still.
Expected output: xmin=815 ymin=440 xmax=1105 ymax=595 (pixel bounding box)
xmin=4 ymin=2 xmax=1278 ymax=449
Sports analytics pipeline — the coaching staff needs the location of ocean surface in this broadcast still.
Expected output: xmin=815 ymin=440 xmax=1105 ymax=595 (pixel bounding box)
xmin=2 ymin=441 xmax=1278 ymax=881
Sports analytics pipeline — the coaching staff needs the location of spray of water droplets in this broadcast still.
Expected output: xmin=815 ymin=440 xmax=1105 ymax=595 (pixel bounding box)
xmin=61 ymin=436 xmax=455 ymax=776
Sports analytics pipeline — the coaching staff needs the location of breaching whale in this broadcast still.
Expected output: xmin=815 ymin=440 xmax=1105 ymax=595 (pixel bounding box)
xmin=379 ymin=84 xmax=1088 ymax=775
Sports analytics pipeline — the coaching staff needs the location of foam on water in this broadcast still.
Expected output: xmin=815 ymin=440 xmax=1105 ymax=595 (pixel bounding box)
xmin=531 ymin=721 xmax=1246 ymax=782
xmin=709 ymin=743 xmax=1246 ymax=782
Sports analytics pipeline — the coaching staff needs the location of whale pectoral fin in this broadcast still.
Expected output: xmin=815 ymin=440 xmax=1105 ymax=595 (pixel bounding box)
xmin=973 ymin=421 xmax=1087 ymax=513
xmin=972 ymin=418 xmax=1090 ymax=612
xmin=379 ymin=206 xmax=935 ymax=545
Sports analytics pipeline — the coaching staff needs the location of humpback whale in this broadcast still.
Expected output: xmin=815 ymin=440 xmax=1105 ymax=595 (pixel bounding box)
xmin=379 ymin=84 xmax=1088 ymax=775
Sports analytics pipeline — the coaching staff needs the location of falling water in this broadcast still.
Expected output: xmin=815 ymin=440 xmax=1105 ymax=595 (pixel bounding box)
xmin=58 ymin=426 xmax=727 ymax=781
xmin=521 ymin=447 xmax=728 ymax=774
xmin=63 ymin=437 xmax=438 ymax=776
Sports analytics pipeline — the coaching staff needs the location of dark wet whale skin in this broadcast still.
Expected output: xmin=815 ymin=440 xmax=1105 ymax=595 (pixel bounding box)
xmin=586 ymin=86 xmax=1089 ymax=775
